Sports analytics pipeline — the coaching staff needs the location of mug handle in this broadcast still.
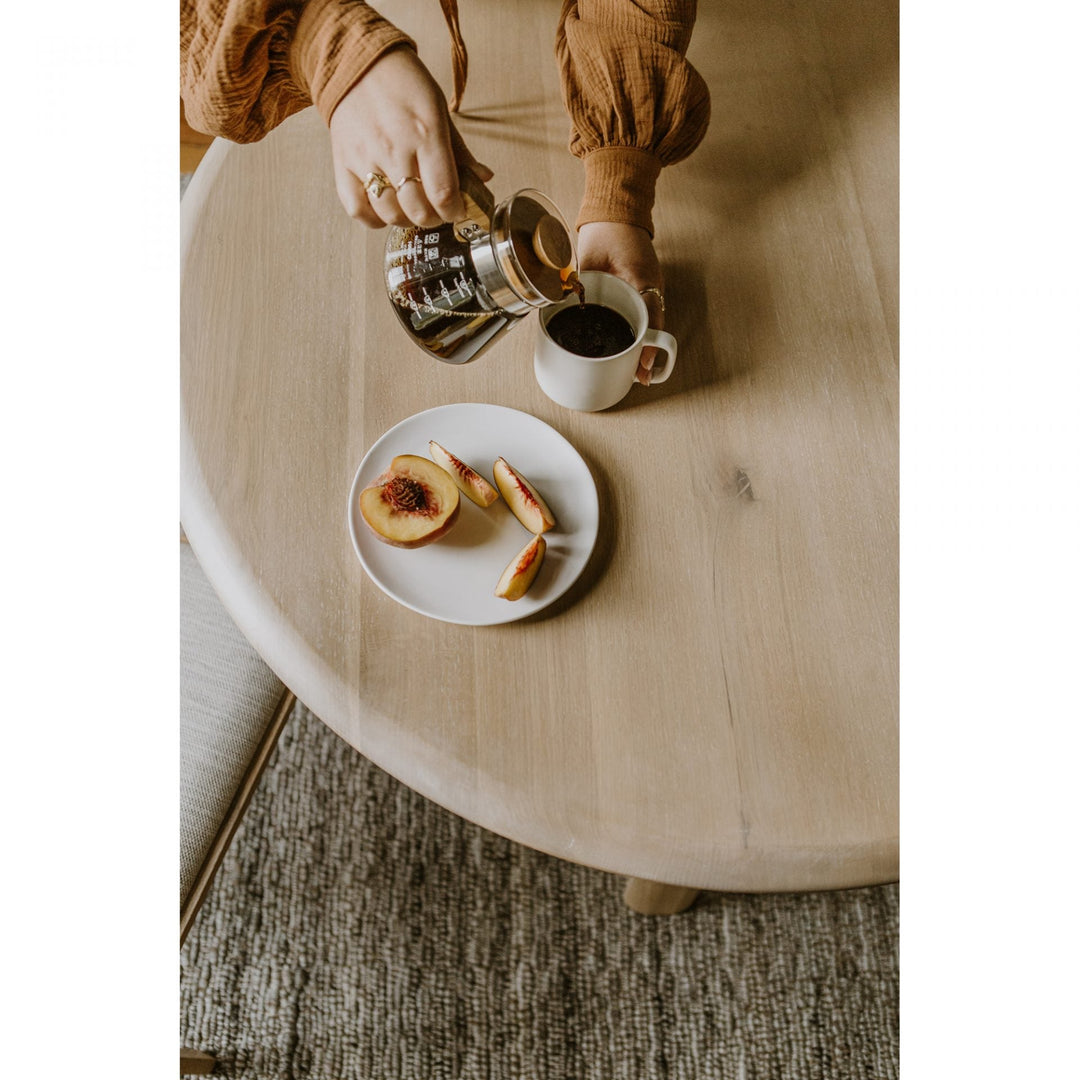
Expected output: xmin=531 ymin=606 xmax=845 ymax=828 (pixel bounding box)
xmin=641 ymin=329 xmax=678 ymax=385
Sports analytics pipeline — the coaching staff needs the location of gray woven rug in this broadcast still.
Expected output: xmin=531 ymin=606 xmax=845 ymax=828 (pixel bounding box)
xmin=180 ymin=704 xmax=898 ymax=1079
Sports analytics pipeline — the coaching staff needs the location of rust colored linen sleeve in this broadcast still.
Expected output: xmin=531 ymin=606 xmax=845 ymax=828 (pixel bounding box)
xmin=180 ymin=0 xmax=415 ymax=143
xmin=556 ymin=0 xmax=711 ymax=235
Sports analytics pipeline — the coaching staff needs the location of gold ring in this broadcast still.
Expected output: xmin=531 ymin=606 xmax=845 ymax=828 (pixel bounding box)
xmin=639 ymin=286 xmax=666 ymax=313
xmin=395 ymin=176 xmax=422 ymax=191
xmin=363 ymin=172 xmax=392 ymax=198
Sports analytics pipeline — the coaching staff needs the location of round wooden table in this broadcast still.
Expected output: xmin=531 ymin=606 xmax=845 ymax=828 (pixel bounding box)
xmin=180 ymin=0 xmax=898 ymax=911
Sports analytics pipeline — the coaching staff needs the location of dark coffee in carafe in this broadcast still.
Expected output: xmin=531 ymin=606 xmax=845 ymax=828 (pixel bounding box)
xmin=384 ymin=178 xmax=577 ymax=365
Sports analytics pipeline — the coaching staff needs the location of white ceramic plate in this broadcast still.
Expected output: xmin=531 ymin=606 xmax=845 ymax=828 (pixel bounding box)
xmin=347 ymin=403 xmax=599 ymax=625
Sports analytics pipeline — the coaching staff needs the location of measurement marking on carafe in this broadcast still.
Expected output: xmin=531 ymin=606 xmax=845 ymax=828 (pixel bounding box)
xmin=386 ymin=193 xmax=575 ymax=356
xmin=401 ymin=289 xmax=489 ymax=320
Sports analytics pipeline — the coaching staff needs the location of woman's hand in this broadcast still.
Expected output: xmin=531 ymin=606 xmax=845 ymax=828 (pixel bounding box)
xmin=329 ymin=46 xmax=492 ymax=229
xmin=577 ymin=221 xmax=665 ymax=384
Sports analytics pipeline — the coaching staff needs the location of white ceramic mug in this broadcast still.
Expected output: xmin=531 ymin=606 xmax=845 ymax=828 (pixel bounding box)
xmin=534 ymin=271 xmax=677 ymax=412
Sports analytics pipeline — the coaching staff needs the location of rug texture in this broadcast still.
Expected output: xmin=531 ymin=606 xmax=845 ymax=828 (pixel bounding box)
xmin=180 ymin=704 xmax=899 ymax=1079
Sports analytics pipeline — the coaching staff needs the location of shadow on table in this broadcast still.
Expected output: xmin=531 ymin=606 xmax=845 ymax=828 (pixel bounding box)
xmin=597 ymin=251 xmax=766 ymax=413
xmin=605 ymin=0 xmax=897 ymax=411
xmin=522 ymin=453 xmax=618 ymax=623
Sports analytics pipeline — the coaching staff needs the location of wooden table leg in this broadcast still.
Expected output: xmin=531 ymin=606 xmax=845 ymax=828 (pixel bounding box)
xmin=180 ymin=1047 xmax=216 ymax=1075
xmin=623 ymin=877 xmax=701 ymax=915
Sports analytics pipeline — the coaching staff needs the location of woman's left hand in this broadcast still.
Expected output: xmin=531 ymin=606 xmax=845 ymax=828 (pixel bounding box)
xmin=576 ymin=221 xmax=664 ymax=384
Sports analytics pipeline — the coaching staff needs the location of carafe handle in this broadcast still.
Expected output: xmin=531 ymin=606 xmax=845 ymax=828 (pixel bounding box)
xmin=453 ymin=166 xmax=496 ymax=241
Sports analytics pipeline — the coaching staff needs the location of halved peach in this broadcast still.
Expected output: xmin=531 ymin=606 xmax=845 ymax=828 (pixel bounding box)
xmin=492 ymin=457 xmax=556 ymax=534
xmin=358 ymin=454 xmax=460 ymax=548
xmin=494 ymin=534 xmax=546 ymax=600
xmin=428 ymin=440 xmax=500 ymax=507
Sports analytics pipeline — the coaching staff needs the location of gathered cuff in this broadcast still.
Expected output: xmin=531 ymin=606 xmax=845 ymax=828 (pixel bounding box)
xmin=576 ymin=147 xmax=663 ymax=236
xmin=291 ymin=0 xmax=416 ymax=126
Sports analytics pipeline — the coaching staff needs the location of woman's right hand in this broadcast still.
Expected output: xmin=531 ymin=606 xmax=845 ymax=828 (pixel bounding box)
xmin=329 ymin=46 xmax=492 ymax=229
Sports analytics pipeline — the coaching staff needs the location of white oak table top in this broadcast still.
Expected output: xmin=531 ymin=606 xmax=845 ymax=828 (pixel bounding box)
xmin=180 ymin=0 xmax=898 ymax=892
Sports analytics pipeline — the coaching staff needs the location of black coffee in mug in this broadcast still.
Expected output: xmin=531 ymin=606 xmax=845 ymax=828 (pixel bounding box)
xmin=546 ymin=303 xmax=636 ymax=358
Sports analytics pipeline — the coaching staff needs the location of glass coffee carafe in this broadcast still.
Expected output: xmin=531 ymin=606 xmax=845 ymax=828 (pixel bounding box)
xmin=384 ymin=170 xmax=577 ymax=364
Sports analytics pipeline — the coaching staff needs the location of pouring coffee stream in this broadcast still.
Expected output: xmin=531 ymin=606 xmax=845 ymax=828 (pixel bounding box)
xmin=384 ymin=169 xmax=582 ymax=364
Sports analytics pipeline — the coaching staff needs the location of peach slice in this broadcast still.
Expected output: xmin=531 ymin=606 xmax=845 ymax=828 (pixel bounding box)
xmin=492 ymin=456 xmax=556 ymax=534
xmin=494 ymin=534 xmax=546 ymax=600
xmin=358 ymin=454 xmax=460 ymax=548
xmin=428 ymin=440 xmax=500 ymax=507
